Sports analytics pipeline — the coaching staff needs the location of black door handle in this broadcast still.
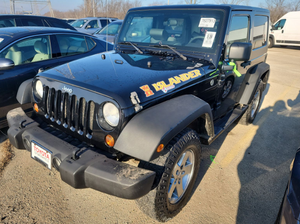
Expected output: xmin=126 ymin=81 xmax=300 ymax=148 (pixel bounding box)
xmin=282 ymin=30 xmax=284 ymax=33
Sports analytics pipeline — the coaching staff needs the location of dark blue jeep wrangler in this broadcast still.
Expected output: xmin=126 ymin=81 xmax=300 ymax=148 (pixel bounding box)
xmin=7 ymin=4 xmax=270 ymax=222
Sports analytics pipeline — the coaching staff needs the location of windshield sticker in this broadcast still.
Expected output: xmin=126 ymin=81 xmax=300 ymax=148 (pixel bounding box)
xmin=140 ymin=69 xmax=202 ymax=97
xmin=199 ymin=18 xmax=216 ymax=28
xmin=0 ymin=38 xmax=4 ymax=43
xmin=202 ymin=31 xmax=216 ymax=48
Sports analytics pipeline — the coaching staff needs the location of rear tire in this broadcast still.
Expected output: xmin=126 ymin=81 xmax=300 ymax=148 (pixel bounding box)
xmin=240 ymin=82 xmax=263 ymax=125
xmin=136 ymin=129 xmax=201 ymax=222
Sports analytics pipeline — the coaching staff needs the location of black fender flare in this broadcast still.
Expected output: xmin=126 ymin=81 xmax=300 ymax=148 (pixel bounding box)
xmin=16 ymin=78 xmax=33 ymax=105
xmin=114 ymin=95 xmax=214 ymax=161
xmin=238 ymin=62 xmax=270 ymax=105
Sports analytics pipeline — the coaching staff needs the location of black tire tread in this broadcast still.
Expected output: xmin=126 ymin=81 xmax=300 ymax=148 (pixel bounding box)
xmin=240 ymin=81 xmax=263 ymax=125
xmin=136 ymin=128 xmax=201 ymax=222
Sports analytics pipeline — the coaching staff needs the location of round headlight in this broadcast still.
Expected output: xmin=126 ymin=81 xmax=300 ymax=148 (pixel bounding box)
xmin=103 ymin=102 xmax=119 ymax=127
xmin=35 ymin=80 xmax=43 ymax=99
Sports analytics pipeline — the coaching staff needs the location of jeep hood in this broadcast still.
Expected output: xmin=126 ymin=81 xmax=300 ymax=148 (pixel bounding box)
xmin=39 ymin=51 xmax=215 ymax=109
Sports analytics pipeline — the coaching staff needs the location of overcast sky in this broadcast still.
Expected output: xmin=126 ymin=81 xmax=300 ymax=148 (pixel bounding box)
xmin=2 ymin=0 xmax=263 ymax=14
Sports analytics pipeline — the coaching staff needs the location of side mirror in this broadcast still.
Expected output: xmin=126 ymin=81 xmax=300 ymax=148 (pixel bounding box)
xmin=0 ymin=58 xmax=15 ymax=71
xmin=228 ymin=42 xmax=252 ymax=62
xmin=271 ymin=25 xmax=275 ymax=30
xmin=86 ymin=25 xmax=91 ymax=29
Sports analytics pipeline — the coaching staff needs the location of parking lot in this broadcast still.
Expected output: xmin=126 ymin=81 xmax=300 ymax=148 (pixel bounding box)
xmin=0 ymin=46 xmax=299 ymax=223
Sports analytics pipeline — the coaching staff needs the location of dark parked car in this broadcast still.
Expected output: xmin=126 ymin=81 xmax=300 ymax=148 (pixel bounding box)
xmin=0 ymin=14 xmax=76 ymax=30
xmin=7 ymin=5 xmax=270 ymax=222
xmin=0 ymin=27 xmax=113 ymax=128
xmin=276 ymin=148 xmax=300 ymax=224
xmin=93 ymin=20 xmax=123 ymax=43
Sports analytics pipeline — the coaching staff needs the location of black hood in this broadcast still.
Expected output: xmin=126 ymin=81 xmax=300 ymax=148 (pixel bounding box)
xmin=38 ymin=51 xmax=215 ymax=109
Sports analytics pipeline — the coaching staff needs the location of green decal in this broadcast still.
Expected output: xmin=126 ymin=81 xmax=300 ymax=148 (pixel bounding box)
xmin=209 ymin=69 xmax=219 ymax=76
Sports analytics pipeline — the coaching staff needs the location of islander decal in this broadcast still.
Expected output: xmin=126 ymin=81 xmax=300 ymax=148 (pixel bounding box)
xmin=140 ymin=69 xmax=202 ymax=97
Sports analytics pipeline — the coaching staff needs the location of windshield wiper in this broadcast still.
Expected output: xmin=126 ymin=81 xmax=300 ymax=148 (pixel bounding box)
xmin=118 ymin=41 xmax=143 ymax=54
xmin=150 ymin=44 xmax=187 ymax=61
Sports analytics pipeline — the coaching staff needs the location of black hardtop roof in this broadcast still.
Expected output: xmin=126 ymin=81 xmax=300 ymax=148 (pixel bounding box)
xmin=0 ymin=14 xmax=65 ymax=20
xmin=128 ymin=4 xmax=269 ymax=14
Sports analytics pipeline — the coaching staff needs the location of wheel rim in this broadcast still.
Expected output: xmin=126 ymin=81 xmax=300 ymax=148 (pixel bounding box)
xmin=222 ymin=80 xmax=232 ymax=99
xmin=250 ymin=89 xmax=261 ymax=118
xmin=168 ymin=149 xmax=195 ymax=204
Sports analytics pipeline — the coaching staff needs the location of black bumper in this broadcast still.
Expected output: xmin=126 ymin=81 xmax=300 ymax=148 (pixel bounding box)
xmin=7 ymin=107 xmax=155 ymax=200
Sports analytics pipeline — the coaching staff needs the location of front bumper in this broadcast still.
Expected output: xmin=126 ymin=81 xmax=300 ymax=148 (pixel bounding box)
xmin=7 ymin=107 xmax=155 ymax=200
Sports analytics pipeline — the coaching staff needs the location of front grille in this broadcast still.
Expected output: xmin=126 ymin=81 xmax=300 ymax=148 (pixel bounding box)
xmin=43 ymin=86 xmax=95 ymax=139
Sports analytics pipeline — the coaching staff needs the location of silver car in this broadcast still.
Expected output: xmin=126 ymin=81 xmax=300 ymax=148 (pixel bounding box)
xmin=93 ymin=20 xmax=123 ymax=44
xmin=71 ymin=17 xmax=118 ymax=34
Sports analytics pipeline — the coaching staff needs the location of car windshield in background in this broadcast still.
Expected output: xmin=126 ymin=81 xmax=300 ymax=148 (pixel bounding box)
xmin=96 ymin=23 xmax=121 ymax=35
xmin=118 ymin=9 xmax=225 ymax=54
xmin=72 ymin=19 xmax=88 ymax=28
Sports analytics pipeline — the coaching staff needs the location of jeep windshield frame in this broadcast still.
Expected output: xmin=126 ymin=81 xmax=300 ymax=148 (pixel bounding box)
xmin=117 ymin=7 xmax=229 ymax=66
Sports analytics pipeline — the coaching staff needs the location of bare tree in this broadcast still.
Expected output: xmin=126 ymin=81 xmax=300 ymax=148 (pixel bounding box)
xmin=184 ymin=0 xmax=201 ymax=3
xmin=214 ymin=0 xmax=249 ymax=5
xmin=287 ymin=0 xmax=300 ymax=11
xmin=43 ymin=0 xmax=141 ymax=19
xmin=262 ymin=0 xmax=289 ymax=23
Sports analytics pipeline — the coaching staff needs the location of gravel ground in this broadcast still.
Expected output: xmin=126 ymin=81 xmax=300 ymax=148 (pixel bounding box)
xmin=0 ymin=46 xmax=299 ymax=224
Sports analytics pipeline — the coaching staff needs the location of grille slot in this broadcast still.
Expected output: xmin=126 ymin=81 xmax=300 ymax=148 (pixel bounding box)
xmin=43 ymin=87 xmax=94 ymax=138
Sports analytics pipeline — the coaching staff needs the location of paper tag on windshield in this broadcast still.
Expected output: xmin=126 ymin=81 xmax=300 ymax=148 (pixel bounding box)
xmin=202 ymin=31 xmax=216 ymax=48
xmin=199 ymin=18 xmax=216 ymax=28
xmin=0 ymin=38 xmax=4 ymax=43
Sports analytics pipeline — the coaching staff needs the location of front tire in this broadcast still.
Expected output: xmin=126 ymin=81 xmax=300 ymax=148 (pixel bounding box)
xmin=136 ymin=129 xmax=201 ymax=222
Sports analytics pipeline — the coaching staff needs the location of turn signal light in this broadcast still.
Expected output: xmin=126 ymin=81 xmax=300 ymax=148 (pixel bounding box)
xmin=156 ymin=144 xmax=164 ymax=153
xmin=33 ymin=103 xmax=39 ymax=113
xmin=105 ymin=135 xmax=115 ymax=147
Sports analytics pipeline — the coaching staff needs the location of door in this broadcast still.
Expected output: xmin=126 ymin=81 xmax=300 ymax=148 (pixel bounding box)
xmin=84 ymin=20 xmax=99 ymax=34
xmin=0 ymin=35 xmax=52 ymax=121
xmin=214 ymin=13 xmax=251 ymax=118
xmin=270 ymin=19 xmax=286 ymax=44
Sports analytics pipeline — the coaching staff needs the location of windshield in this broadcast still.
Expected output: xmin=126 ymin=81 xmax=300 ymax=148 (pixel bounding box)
xmin=118 ymin=9 xmax=225 ymax=55
xmin=97 ymin=23 xmax=122 ymax=35
xmin=71 ymin=19 xmax=88 ymax=28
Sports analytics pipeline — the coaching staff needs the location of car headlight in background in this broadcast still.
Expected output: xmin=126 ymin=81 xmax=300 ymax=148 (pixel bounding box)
xmin=97 ymin=102 xmax=120 ymax=131
xmin=33 ymin=79 xmax=43 ymax=101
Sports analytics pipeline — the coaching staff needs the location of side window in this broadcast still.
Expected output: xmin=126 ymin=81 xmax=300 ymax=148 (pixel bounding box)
xmin=86 ymin=37 xmax=96 ymax=50
xmin=56 ymin=34 xmax=89 ymax=56
xmin=273 ymin=19 xmax=286 ymax=30
xmin=86 ymin=20 xmax=99 ymax=29
xmin=0 ymin=36 xmax=51 ymax=65
xmin=227 ymin=16 xmax=250 ymax=44
xmin=21 ymin=18 xmax=44 ymax=26
xmin=100 ymin=19 xmax=108 ymax=28
xmin=253 ymin=16 xmax=268 ymax=49
xmin=0 ymin=19 xmax=16 ymax=27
